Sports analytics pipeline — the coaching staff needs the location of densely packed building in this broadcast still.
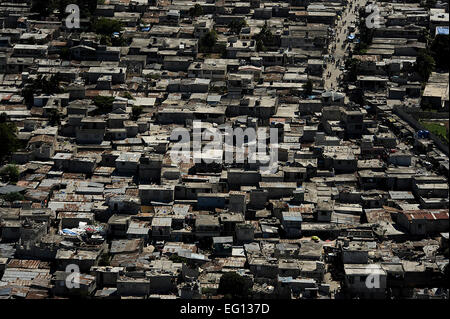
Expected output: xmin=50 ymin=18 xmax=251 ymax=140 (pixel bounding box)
xmin=0 ymin=0 xmax=448 ymax=299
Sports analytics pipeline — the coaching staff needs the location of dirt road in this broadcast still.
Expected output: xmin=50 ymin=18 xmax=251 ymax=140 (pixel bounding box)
xmin=324 ymin=0 xmax=368 ymax=91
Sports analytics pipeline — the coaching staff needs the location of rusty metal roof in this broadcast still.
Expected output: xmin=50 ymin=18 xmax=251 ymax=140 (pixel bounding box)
xmin=402 ymin=210 xmax=449 ymax=221
xmin=7 ymin=259 xmax=50 ymax=269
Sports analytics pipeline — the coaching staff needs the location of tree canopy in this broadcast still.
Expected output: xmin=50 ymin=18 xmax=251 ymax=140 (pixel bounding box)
xmin=303 ymin=79 xmax=314 ymax=96
xmin=189 ymin=4 xmax=203 ymax=18
xmin=22 ymin=74 xmax=64 ymax=106
xmin=357 ymin=7 xmax=374 ymax=49
xmin=0 ymin=164 xmax=20 ymax=183
xmin=254 ymin=22 xmax=274 ymax=52
xmin=93 ymin=96 xmax=115 ymax=114
xmin=228 ymin=19 xmax=247 ymax=35
xmin=345 ymin=58 xmax=360 ymax=83
xmin=0 ymin=113 xmax=19 ymax=161
xmin=217 ymin=272 xmax=251 ymax=298
xmin=430 ymin=35 xmax=449 ymax=71
xmin=132 ymin=105 xmax=143 ymax=120
xmin=93 ymin=18 xmax=123 ymax=36
xmin=199 ymin=29 xmax=218 ymax=52
xmin=2 ymin=192 xmax=25 ymax=203
xmin=415 ymin=49 xmax=435 ymax=82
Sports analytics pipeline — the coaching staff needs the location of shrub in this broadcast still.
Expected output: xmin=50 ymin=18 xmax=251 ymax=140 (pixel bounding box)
xmin=122 ymin=92 xmax=135 ymax=100
xmin=2 ymin=192 xmax=24 ymax=202
xmin=93 ymin=18 xmax=123 ymax=36
xmin=199 ymin=30 xmax=218 ymax=53
xmin=303 ymin=79 xmax=314 ymax=96
xmin=218 ymin=272 xmax=251 ymax=298
xmin=430 ymin=35 xmax=449 ymax=71
xmin=0 ymin=164 xmax=20 ymax=183
xmin=132 ymin=105 xmax=143 ymax=120
xmin=0 ymin=114 xmax=19 ymax=160
xmin=93 ymin=96 xmax=115 ymax=113
xmin=228 ymin=19 xmax=247 ymax=35
xmin=415 ymin=49 xmax=435 ymax=82
xmin=189 ymin=4 xmax=203 ymax=17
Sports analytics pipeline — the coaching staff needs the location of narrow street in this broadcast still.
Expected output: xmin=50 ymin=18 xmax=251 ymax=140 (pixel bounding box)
xmin=324 ymin=0 xmax=368 ymax=91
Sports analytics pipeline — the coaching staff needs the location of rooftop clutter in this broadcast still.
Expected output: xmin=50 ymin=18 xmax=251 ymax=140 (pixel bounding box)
xmin=0 ymin=0 xmax=449 ymax=300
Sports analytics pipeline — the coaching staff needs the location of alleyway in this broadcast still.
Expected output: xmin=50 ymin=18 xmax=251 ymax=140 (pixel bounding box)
xmin=324 ymin=0 xmax=368 ymax=91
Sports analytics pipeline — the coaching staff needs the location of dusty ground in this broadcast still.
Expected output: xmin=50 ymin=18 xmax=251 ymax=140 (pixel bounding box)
xmin=324 ymin=0 xmax=367 ymax=91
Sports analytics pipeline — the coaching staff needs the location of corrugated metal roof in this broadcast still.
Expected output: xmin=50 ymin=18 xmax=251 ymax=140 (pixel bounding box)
xmin=7 ymin=259 xmax=50 ymax=269
xmin=2 ymin=268 xmax=50 ymax=282
xmin=403 ymin=210 xmax=449 ymax=221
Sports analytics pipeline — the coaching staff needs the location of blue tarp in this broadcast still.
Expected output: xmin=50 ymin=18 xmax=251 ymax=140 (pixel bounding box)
xmin=62 ymin=229 xmax=78 ymax=236
xmin=417 ymin=130 xmax=430 ymax=139
xmin=348 ymin=34 xmax=355 ymax=40
xmin=436 ymin=26 xmax=449 ymax=35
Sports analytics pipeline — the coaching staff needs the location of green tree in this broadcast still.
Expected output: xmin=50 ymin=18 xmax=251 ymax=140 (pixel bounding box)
xmin=189 ymin=4 xmax=203 ymax=18
xmin=131 ymin=105 xmax=143 ymax=120
xmin=0 ymin=164 xmax=19 ymax=183
xmin=47 ymin=109 xmax=62 ymax=126
xmin=145 ymin=73 xmax=161 ymax=81
xmin=22 ymin=74 xmax=63 ymax=107
xmin=22 ymin=74 xmax=64 ymax=105
xmin=2 ymin=192 xmax=25 ymax=202
xmin=228 ymin=19 xmax=247 ymax=35
xmin=254 ymin=22 xmax=273 ymax=51
xmin=169 ymin=254 xmax=188 ymax=263
xmin=44 ymin=74 xmax=63 ymax=95
xmin=199 ymin=29 xmax=218 ymax=52
xmin=355 ymin=41 xmax=369 ymax=55
xmin=418 ymin=29 xmax=432 ymax=46
xmin=122 ymin=92 xmax=135 ymax=100
xmin=93 ymin=96 xmax=115 ymax=113
xmin=99 ymin=35 xmax=112 ymax=46
xmin=415 ymin=49 xmax=435 ymax=81
xmin=256 ymin=39 xmax=265 ymax=52
xmin=93 ymin=18 xmax=123 ymax=36
xmin=98 ymin=253 xmax=111 ymax=266
xmin=345 ymin=58 xmax=360 ymax=82
xmin=430 ymin=35 xmax=449 ymax=71
xmin=303 ymin=79 xmax=314 ymax=96
xmin=357 ymin=7 xmax=374 ymax=49
xmin=111 ymin=35 xmax=129 ymax=47
xmin=0 ymin=113 xmax=19 ymax=160
xmin=218 ymin=272 xmax=251 ymax=298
